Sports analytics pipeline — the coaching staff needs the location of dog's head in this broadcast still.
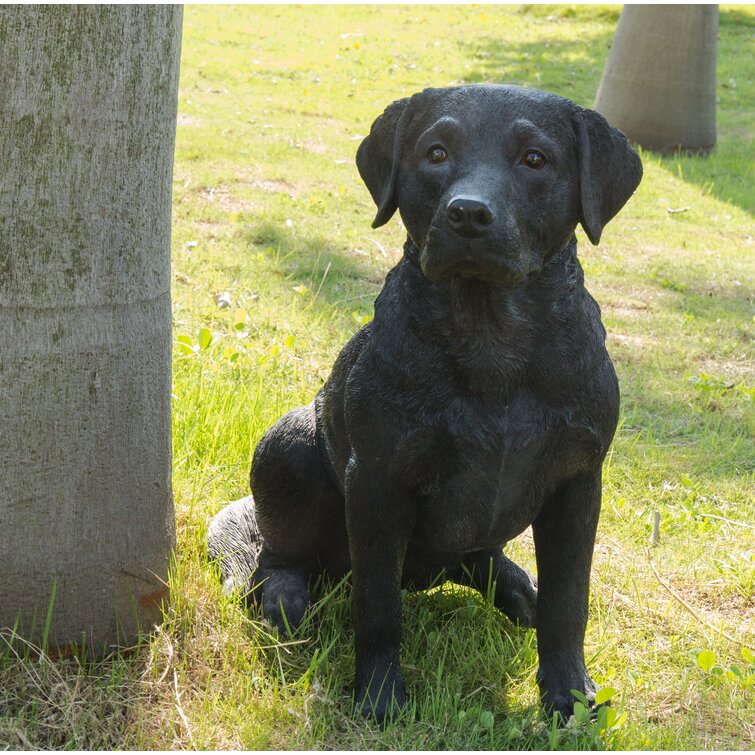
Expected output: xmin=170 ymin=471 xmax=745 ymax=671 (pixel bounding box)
xmin=357 ymin=85 xmax=642 ymax=285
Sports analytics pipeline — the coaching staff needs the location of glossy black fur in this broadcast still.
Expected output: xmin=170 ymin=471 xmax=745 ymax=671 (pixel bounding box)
xmin=207 ymin=85 xmax=642 ymax=724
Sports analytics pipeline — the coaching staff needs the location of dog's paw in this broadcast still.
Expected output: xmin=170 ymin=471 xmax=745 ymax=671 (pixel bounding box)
xmin=256 ymin=569 xmax=311 ymax=637
xmin=498 ymin=567 xmax=538 ymax=628
xmin=353 ymin=668 xmax=407 ymax=725
xmin=263 ymin=592 xmax=310 ymax=637
xmin=501 ymin=585 xmax=537 ymax=628
xmin=538 ymin=663 xmax=597 ymax=721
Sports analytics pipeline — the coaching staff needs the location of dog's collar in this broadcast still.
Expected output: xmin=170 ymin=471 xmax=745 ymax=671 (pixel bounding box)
xmin=403 ymin=238 xmax=421 ymax=266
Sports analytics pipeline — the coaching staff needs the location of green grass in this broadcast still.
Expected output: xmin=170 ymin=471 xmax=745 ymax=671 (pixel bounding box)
xmin=2 ymin=4 xmax=753 ymax=749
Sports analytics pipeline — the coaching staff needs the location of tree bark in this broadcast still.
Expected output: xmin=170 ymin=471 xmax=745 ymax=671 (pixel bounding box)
xmin=594 ymin=5 xmax=718 ymax=155
xmin=0 ymin=6 xmax=182 ymax=653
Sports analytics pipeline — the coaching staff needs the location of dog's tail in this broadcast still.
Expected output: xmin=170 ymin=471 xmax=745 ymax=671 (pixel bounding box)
xmin=207 ymin=495 xmax=262 ymax=598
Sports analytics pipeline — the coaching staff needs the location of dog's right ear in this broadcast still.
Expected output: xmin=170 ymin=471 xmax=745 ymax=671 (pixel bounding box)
xmin=356 ymin=97 xmax=412 ymax=228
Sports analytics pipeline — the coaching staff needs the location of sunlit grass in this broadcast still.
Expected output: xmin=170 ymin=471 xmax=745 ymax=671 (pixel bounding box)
xmin=1 ymin=4 xmax=753 ymax=750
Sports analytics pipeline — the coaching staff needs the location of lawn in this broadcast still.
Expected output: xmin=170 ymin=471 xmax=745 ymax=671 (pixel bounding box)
xmin=1 ymin=4 xmax=753 ymax=750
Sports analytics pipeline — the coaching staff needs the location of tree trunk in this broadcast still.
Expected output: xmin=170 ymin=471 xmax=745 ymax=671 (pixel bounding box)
xmin=0 ymin=6 xmax=182 ymax=654
xmin=594 ymin=5 xmax=718 ymax=155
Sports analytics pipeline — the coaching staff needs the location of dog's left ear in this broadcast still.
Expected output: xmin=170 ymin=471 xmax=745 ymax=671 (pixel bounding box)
xmin=574 ymin=108 xmax=643 ymax=245
xmin=356 ymin=97 xmax=412 ymax=228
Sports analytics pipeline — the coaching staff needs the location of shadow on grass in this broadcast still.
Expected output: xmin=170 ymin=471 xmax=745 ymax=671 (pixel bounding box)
xmin=458 ymin=14 xmax=614 ymax=107
xmin=238 ymin=218 xmax=387 ymax=313
xmin=644 ymin=277 xmax=750 ymax=323
xmin=609 ymin=273 xmax=752 ymax=485
xmin=618 ymin=383 xmax=752 ymax=481
xmin=642 ymin=269 xmax=753 ymax=323
xmin=256 ymin=574 xmax=539 ymax=749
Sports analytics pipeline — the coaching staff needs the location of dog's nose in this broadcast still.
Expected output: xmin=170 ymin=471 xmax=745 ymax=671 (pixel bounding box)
xmin=446 ymin=197 xmax=494 ymax=238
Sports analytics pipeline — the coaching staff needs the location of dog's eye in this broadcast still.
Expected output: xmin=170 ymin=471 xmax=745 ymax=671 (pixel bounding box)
xmin=522 ymin=150 xmax=547 ymax=169
xmin=427 ymin=145 xmax=448 ymax=164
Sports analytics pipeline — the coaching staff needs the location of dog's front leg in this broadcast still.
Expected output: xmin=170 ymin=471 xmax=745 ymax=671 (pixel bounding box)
xmin=532 ymin=470 xmax=602 ymax=720
xmin=345 ymin=459 xmax=415 ymax=724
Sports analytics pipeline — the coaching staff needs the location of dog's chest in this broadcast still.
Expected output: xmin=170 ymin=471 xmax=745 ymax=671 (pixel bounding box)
xmin=399 ymin=391 xmax=600 ymax=553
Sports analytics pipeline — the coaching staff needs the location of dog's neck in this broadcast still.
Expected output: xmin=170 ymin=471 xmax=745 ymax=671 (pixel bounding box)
xmin=400 ymin=236 xmax=586 ymax=391
xmin=402 ymin=236 xmax=583 ymax=318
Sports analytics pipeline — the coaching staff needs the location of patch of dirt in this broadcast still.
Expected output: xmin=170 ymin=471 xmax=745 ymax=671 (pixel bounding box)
xmin=598 ymin=283 xmax=662 ymax=320
xmin=605 ymin=331 xmax=660 ymax=364
xmin=607 ymin=333 xmax=651 ymax=348
xmin=643 ymin=691 xmax=687 ymax=725
xmin=177 ymin=114 xmax=203 ymax=127
xmin=295 ymin=139 xmax=328 ymax=155
xmin=694 ymin=354 xmax=755 ymax=384
xmin=643 ymin=690 xmax=752 ymax=749
xmin=670 ymin=580 xmax=754 ymax=634
xmin=193 ymin=187 xmax=258 ymax=214
xmin=603 ymin=300 xmax=653 ymax=319
xmin=250 ymin=179 xmax=297 ymax=196
xmin=231 ymin=168 xmax=301 ymax=197
xmin=689 ymin=698 xmax=755 ymax=750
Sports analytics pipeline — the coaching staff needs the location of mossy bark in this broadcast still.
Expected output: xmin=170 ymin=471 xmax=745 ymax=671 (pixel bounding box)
xmin=594 ymin=5 xmax=717 ymax=155
xmin=0 ymin=6 xmax=182 ymax=653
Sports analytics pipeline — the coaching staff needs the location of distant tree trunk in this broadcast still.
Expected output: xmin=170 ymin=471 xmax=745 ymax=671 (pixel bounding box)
xmin=0 ymin=6 xmax=182 ymax=653
xmin=594 ymin=5 xmax=718 ymax=154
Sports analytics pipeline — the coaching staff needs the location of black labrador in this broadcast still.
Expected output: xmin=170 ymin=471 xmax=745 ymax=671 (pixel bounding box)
xmin=208 ymin=84 xmax=642 ymax=723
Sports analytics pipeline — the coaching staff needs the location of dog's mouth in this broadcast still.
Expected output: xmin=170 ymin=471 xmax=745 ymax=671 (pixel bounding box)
xmin=418 ymin=243 xmax=535 ymax=287
xmin=414 ymin=223 xmax=543 ymax=286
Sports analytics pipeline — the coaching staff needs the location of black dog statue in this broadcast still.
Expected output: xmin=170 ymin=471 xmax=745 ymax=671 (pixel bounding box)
xmin=208 ymin=84 xmax=642 ymax=723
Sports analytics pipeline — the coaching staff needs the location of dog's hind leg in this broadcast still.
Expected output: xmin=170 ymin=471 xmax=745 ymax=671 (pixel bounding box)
xmin=208 ymin=496 xmax=311 ymax=633
xmin=453 ymin=548 xmax=538 ymax=628
xmin=246 ymin=401 xmax=349 ymax=635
